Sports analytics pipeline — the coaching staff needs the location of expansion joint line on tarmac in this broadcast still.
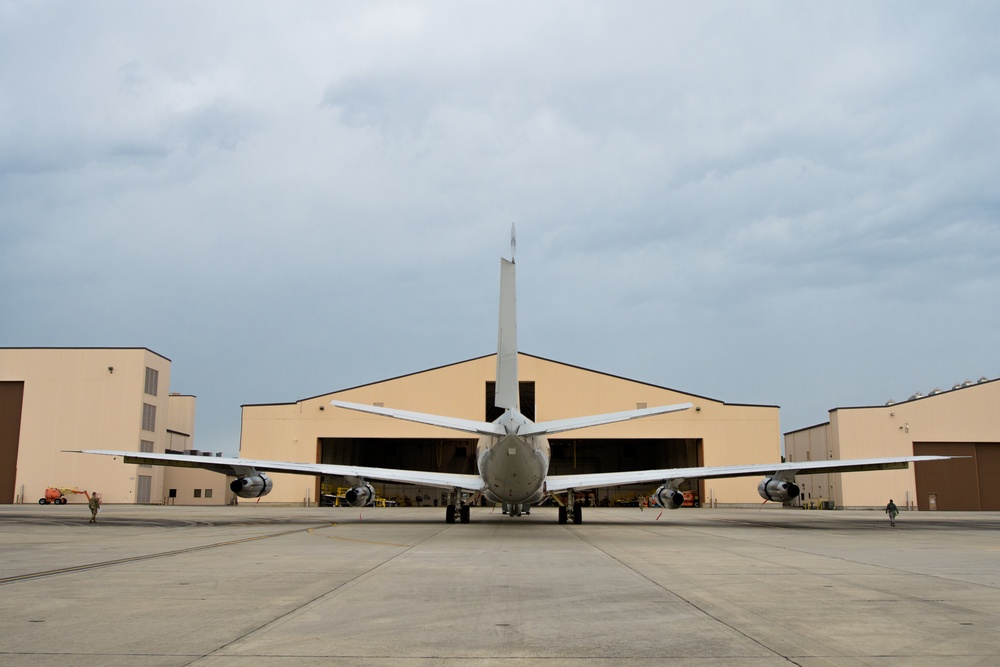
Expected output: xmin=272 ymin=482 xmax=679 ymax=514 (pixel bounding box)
xmin=185 ymin=522 xmax=454 ymax=666
xmin=562 ymin=525 xmax=801 ymax=665
xmin=707 ymin=517 xmax=1000 ymax=593
xmin=0 ymin=526 xmax=324 ymax=586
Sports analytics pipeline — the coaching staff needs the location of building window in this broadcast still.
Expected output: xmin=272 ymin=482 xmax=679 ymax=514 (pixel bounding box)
xmin=141 ymin=403 xmax=156 ymax=432
xmin=139 ymin=440 xmax=154 ymax=468
xmin=144 ymin=367 xmax=159 ymax=396
xmin=194 ymin=489 xmax=202 ymax=498
xmin=205 ymin=489 xmax=213 ymax=499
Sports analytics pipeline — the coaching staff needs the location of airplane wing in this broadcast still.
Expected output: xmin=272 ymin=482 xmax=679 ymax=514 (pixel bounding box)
xmin=69 ymin=450 xmax=484 ymax=492
xmin=330 ymin=400 xmax=507 ymax=437
xmin=543 ymin=455 xmax=960 ymax=493
xmin=519 ymin=402 xmax=693 ymax=436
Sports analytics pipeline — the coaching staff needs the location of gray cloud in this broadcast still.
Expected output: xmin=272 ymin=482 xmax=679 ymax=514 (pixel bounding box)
xmin=1 ymin=2 xmax=998 ymax=450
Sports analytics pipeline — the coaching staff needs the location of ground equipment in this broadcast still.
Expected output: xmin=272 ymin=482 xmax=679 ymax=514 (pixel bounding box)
xmin=38 ymin=487 xmax=90 ymax=505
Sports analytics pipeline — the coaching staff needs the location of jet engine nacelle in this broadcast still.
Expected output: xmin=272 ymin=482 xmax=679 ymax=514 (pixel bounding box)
xmin=654 ymin=485 xmax=685 ymax=509
xmin=343 ymin=482 xmax=376 ymax=507
xmin=230 ymin=473 xmax=273 ymax=499
xmin=757 ymin=477 xmax=800 ymax=503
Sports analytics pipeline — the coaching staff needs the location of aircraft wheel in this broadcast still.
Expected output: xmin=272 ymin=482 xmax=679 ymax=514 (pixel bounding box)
xmin=460 ymin=505 xmax=470 ymax=523
xmin=573 ymin=506 xmax=583 ymax=524
xmin=446 ymin=504 xmax=456 ymax=523
xmin=558 ymin=506 xmax=567 ymax=524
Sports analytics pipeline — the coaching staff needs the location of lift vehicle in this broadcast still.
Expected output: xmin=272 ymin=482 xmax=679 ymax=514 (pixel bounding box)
xmin=38 ymin=487 xmax=90 ymax=505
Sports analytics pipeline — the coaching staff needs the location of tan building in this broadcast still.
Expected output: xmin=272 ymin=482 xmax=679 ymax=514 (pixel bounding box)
xmin=161 ymin=393 xmax=233 ymax=506
xmin=240 ymin=353 xmax=781 ymax=506
xmin=785 ymin=378 xmax=1000 ymax=510
xmin=0 ymin=348 xmax=228 ymax=505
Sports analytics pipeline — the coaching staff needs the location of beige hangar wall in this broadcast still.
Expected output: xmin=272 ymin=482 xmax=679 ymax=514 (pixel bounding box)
xmin=240 ymin=353 xmax=782 ymax=506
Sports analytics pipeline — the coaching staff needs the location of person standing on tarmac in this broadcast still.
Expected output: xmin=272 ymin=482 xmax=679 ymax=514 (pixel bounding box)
xmin=885 ymin=499 xmax=899 ymax=527
xmin=88 ymin=492 xmax=101 ymax=524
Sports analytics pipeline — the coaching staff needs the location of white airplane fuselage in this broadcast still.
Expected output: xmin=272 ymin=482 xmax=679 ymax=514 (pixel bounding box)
xmin=476 ymin=409 xmax=550 ymax=504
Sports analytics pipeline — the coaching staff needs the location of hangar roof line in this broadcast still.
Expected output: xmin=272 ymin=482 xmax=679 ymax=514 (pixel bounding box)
xmin=783 ymin=375 xmax=999 ymax=436
xmin=0 ymin=346 xmax=171 ymax=361
xmin=241 ymin=351 xmax=778 ymax=410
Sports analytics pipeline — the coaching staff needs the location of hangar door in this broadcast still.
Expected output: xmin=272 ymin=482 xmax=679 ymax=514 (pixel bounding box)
xmin=549 ymin=438 xmax=703 ymax=504
xmin=318 ymin=437 xmax=477 ymax=505
xmin=0 ymin=382 xmax=24 ymax=504
xmin=913 ymin=442 xmax=1000 ymax=511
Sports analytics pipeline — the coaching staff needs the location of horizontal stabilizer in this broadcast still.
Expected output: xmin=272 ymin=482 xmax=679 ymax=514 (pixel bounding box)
xmin=330 ymin=400 xmax=507 ymax=437
xmin=518 ymin=402 xmax=692 ymax=437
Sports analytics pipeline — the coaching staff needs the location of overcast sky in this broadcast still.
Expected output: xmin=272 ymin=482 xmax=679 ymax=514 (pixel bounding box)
xmin=2 ymin=2 xmax=998 ymax=455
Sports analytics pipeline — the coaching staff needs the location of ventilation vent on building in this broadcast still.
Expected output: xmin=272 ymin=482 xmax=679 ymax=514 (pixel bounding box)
xmin=928 ymin=387 xmax=943 ymax=396
xmin=908 ymin=392 xmax=925 ymax=401
xmin=978 ymin=376 xmax=990 ymax=384
xmin=885 ymin=400 xmax=896 ymax=406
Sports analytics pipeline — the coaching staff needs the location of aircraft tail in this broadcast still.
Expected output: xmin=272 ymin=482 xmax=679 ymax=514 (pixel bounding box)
xmin=495 ymin=256 xmax=518 ymax=410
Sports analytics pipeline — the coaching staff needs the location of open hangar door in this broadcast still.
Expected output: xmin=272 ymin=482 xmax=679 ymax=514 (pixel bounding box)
xmin=318 ymin=436 xmax=704 ymax=507
xmin=318 ymin=437 xmax=477 ymax=506
xmin=549 ymin=438 xmax=703 ymax=505
xmin=914 ymin=442 xmax=1000 ymax=511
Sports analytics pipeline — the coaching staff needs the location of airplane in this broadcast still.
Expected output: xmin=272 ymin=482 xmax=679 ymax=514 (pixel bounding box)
xmin=74 ymin=226 xmax=959 ymax=524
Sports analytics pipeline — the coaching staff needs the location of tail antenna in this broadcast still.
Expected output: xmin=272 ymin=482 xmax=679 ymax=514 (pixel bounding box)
xmin=510 ymin=223 xmax=516 ymax=263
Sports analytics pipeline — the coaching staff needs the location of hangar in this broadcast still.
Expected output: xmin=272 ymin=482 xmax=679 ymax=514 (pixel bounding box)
xmin=239 ymin=352 xmax=781 ymax=507
xmin=0 ymin=348 xmax=229 ymax=505
xmin=785 ymin=377 xmax=1000 ymax=511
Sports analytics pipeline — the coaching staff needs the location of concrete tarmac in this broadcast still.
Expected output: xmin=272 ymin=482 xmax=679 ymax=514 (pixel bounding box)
xmin=1 ymin=504 xmax=998 ymax=666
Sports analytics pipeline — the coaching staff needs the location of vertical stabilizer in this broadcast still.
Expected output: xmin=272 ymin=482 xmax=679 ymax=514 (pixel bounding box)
xmin=495 ymin=256 xmax=519 ymax=410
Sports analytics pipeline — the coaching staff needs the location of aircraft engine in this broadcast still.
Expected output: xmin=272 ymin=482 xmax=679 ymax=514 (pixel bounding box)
xmin=757 ymin=477 xmax=800 ymax=503
xmin=654 ymin=485 xmax=685 ymax=509
xmin=343 ymin=482 xmax=376 ymax=507
xmin=230 ymin=473 xmax=273 ymax=499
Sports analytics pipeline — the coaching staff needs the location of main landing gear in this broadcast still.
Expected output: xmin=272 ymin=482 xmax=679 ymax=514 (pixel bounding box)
xmin=445 ymin=489 xmax=472 ymax=523
xmin=445 ymin=503 xmax=471 ymax=523
xmin=557 ymin=490 xmax=583 ymax=524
